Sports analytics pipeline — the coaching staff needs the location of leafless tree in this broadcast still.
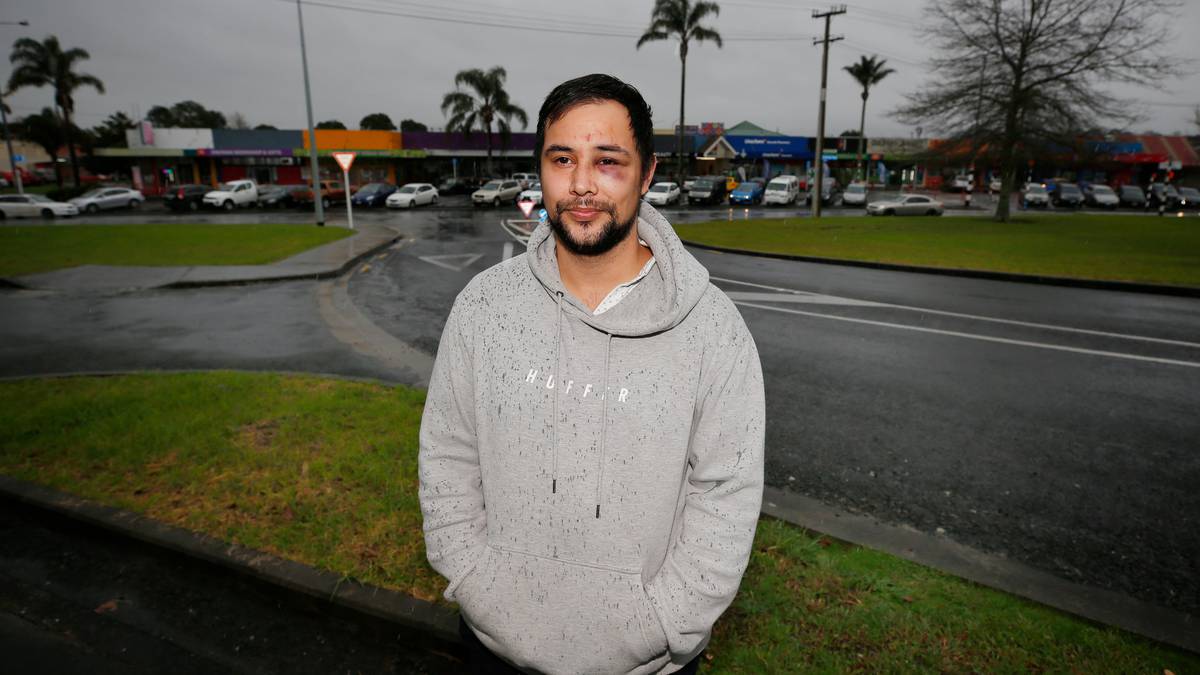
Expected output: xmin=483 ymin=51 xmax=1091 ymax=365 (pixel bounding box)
xmin=894 ymin=0 xmax=1180 ymax=221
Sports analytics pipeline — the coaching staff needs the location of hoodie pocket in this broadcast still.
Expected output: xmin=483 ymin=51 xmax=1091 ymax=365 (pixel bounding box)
xmin=454 ymin=545 xmax=669 ymax=674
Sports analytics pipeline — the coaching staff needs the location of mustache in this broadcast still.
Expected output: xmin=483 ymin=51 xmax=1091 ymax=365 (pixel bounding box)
xmin=555 ymin=197 xmax=617 ymax=216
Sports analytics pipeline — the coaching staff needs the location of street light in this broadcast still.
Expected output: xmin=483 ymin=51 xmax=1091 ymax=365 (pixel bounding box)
xmin=1 ymin=19 xmax=29 ymax=195
xmin=294 ymin=1 xmax=325 ymax=226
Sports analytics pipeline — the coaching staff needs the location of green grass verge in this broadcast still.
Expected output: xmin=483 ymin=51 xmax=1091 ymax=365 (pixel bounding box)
xmin=0 ymin=224 xmax=355 ymax=277
xmin=0 ymin=372 xmax=1195 ymax=672
xmin=674 ymin=214 xmax=1200 ymax=288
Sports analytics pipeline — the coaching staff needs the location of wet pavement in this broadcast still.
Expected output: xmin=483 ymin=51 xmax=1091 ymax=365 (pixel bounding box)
xmin=0 ymin=496 xmax=460 ymax=674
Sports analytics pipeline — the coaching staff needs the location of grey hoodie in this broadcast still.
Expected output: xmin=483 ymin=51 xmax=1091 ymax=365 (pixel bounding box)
xmin=419 ymin=202 xmax=764 ymax=674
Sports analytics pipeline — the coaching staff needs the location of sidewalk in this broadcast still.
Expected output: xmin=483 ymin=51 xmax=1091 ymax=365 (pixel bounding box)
xmin=5 ymin=223 xmax=401 ymax=294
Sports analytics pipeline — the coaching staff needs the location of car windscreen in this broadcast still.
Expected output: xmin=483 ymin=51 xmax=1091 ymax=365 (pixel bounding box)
xmin=693 ymin=180 xmax=713 ymax=188
xmin=1060 ymin=185 xmax=1081 ymax=194
xmin=399 ymin=186 xmax=417 ymax=194
xmin=846 ymin=185 xmax=865 ymax=193
xmin=1091 ymin=185 xmax=1114 ymax=195
xmin=28 ymin=194 xmax=53 ymax=203
xmin=481 ymin=182 xmax=501 ymax=190
xmin=1121 ymin=186 xmax=1144 ymax=197
xmin=649 ymin=184 xmax=671 ymax=192
xmin=766 ymin=181 xmax=789 ymax=191
xmin=217 ymin=183 xmax=241 ymax=191
xmin=1027 ymin=186 xmax=1047 ymax=194
xmin=529 ymin=183 xmax=541 ymax=190
xmin=78 ymin=189 xmax=105 ymax=198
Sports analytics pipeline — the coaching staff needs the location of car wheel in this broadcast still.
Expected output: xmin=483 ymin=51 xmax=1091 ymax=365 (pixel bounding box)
xmin=321 ymin=198 xmax=331 ymax=209
xmin=86 ymin=203 xmax=99 ymax=214
xmin=188 ymin=200 xmax=199 ymax=211
xmin=884 ymin=209 xmax=895 ymax=216
xmin=432 ymin=195 xmax=438 ymax=205
xmin=927 ymin=209 xmax=939 ymax=216
xmin=129 ymin=200 xmax=139 ymax=210
xmin=223 ymin=200 xmax=235 ymax=211
xmin=493 ymin=197 xmax=500 ymax=207
xmin=0 ymin=210 xmax=5 ymax=220
xmin=41 ymin=208 xmax=54 ymax=219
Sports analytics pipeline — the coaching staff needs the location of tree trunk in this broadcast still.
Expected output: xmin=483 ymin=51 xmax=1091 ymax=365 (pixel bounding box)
xmin=485 ymin=123 xmax=494 ymax=178
xmin=63 ymin=108 xmax=82 ymax=188
xmin=677 ymin=43 xmax=688 ymax=186
xmin=857 ymin=90 xmax=868 ymax=182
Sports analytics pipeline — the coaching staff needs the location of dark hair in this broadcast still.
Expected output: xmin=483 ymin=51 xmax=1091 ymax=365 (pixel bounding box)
xmin=534 ymin=74 xmax=655 ymax=178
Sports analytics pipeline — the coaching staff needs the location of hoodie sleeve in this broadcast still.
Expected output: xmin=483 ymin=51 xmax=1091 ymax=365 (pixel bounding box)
xmin=645 ymin=299 xmax=765 ymax=657
xmin=418 ymin=294 xmax=488 ymax=601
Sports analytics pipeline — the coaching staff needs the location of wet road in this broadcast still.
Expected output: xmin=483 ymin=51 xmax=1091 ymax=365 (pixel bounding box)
xmin=0 ymin=496 xmax=459 ymax=674
xmin=2 ymin=203 xmax=1197 ymax=623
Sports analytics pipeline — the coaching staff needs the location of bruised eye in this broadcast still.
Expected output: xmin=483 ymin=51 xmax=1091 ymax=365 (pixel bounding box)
xmin=553 ymin=156 xmax=573 ymax=166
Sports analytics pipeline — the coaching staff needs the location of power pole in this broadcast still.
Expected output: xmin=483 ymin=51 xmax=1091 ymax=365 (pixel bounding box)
xmin=296 ymin=0 xmax=325 ymax=226
xmin=811 ymin=5 xmax=845 ymax=219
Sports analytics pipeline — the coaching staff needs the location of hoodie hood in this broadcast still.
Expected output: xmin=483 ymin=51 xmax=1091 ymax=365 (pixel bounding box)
xmin=526 ymin=201 xmax=710 ymax=337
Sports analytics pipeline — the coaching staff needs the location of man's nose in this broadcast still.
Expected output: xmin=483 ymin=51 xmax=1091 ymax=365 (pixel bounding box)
xmin=570 ymin=162 xmax=597 ymax=196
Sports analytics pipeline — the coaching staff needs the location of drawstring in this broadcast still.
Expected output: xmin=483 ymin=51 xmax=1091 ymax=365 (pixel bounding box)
xmin=552 ymin=291 xmax=564 ymax=495
xmin=596 ymin=333 xmax=612 ymax=518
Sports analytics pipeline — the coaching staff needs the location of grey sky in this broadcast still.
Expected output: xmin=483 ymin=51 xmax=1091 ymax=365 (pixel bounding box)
xmin=4 ymin=0 xmax=1199 ymax=139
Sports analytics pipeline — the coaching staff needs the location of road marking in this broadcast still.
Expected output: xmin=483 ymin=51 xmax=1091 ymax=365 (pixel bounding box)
xmin=712 ymin=275 xmax=1200 ymax=349
xmin=733 ymin=300 xmax=1200 ymax=369
xmin=502 ymin=242 xmax=514 ymax=261
xmin=417 ymin=253 xmax=483 ymax=272
xmin=725 ymin=290 xmax=881 ymax=307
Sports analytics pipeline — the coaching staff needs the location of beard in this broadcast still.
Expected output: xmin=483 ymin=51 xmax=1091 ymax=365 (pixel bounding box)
xmin=549 ymin=197 xmax=638 ymax=257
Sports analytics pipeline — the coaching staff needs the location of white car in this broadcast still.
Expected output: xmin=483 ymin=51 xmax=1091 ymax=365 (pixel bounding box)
xmin=203 ymin=179 xmax=259 ymax=210
xmin=69 ymin=186 xmax=145 ymax=213
xmin=950 ymin=175 xmax=974 ymax=192
xmin=1084 ymin=184 xmax=1119 ymax=209
xmin=472 ymin=179 xmax=522 ymax=207
xmin=1022 ymin=184 xmax=1050 ymax=208
xmin=841 ymin=182 xmax=868 ymax=207
xmin=989 ymin=177 xmax=1002 ymax=192
xmin=386 ymin=183 xmax=439 ymax=208
xmin=0 ymin=193 xmax=79 ymax=219
xmin=763 ymin=175 xmax=800 ymax=205
xmin=643 ymin=182 xmax=681 ymax=206
xmin=511 ymin=172 xmax=538 ymax=190
xmin=518 ymin=181 xmax=543 ymax=205
xmin=867 ymin=194 xmax=945 ymax=216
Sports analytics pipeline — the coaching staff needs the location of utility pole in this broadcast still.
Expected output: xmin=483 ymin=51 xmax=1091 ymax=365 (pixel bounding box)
xmin=811 ymin=5 xmax=845 ymax=219
xmin=295 ymin=0 xmax=325 ymax=226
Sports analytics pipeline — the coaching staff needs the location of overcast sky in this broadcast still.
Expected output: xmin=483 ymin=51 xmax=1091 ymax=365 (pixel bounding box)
xmin=4 ymin=0 xmax=1199 ymax=139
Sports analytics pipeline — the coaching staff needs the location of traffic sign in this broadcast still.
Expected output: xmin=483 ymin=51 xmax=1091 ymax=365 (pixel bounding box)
xmin=12 ymin=154 xmax=23 ymax=163
xmin=517 ymin=199 xmax=535 ymax=218
xmin=332 ymin=151 xmax=356 ymax=172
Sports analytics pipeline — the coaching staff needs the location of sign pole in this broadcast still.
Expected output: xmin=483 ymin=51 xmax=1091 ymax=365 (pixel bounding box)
xmin=343 ymin=167 xmax=354 ymax=229
xmin=332 ymin=151 xmax=357 ymax=230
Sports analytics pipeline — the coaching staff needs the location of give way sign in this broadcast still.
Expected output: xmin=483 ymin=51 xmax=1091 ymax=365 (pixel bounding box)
xmin=332 ymin=151 xmax=356 ymax=172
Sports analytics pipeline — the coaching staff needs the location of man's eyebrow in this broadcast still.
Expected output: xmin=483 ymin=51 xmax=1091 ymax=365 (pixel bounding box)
xmin=543 ymin=143 xmax=631 ymax=156
xmin=544 ymin=144 xmax=573 ymax=153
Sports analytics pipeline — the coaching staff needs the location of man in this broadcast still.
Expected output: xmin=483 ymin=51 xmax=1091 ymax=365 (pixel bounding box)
xmin=419 ymin=74 xmax=764 ymax=674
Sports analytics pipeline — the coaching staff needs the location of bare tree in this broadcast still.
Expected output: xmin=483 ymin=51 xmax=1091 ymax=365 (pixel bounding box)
xmin=894 ymin=0 xmax=1180 ymax=221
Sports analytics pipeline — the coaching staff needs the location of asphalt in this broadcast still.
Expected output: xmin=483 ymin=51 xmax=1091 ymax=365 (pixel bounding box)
xmin=2 ymin=203 xmax=1198 ymax=658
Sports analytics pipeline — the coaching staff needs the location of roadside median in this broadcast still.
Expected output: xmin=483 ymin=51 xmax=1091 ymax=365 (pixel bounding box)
xmin=1 ymin=371 xmax=1195 ymax=672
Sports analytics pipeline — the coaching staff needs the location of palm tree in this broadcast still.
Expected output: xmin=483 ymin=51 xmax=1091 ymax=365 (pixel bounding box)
xmin=843 ymin=55 xmax=895 ymax=182
xmin=7 ymin=36 xmax=105 ymax=188
xmin=441 ymin=67 xmax=527 ymax=178
xmin=637 ymin=0 xmax=722 ymax=184
xmin=15 ymin=108 xmax=65 ymax=186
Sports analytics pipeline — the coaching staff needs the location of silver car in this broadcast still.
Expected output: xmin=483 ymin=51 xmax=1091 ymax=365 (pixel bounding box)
xmin=69 ymin=186 xmax=145 ymax=213
xmin=0 ymin=194 xmax=79 ymax=219
xmin=866 ymin=194 xmax=945 ymax=216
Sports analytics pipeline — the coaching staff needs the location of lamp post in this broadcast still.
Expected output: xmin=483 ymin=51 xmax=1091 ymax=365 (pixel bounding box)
xmin=0 ymin=19 xmax=29 ymax=195
xmin=295 ymin=1 xmax=324 ymax=226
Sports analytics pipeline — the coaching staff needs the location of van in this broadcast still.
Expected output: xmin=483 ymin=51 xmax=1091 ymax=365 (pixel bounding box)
xmin=763 ymin=175 xmax=800 ymax=205
xmin=511 ymin=173 xmax=539 ymax=189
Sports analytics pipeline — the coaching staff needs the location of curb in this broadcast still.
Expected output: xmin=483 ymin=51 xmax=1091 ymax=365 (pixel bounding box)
xmin=680 ymin=239 xmax=1200 ymax=298
xmin=0 ymin=475 xmax=461 ymax=645
xmin=0 ymin=229 xmax=403 ymax=293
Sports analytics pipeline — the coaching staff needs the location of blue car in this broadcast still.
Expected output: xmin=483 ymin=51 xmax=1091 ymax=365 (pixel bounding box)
xmin=729 ymin=179 xmax=765 ymax=205
xmin=350 ymin=182 xmax=397 ymax=208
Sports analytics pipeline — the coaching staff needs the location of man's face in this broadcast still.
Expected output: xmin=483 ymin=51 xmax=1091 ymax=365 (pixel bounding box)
xmin=540 ymin=100 xmax=656 ymax=256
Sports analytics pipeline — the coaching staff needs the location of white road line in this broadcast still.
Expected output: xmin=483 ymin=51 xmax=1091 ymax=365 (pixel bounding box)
xmin=502 ymin=241 xmax=514 ymax=261
xmin=725 ymin=290 xmax=882 ymax=307
xmin=417 ymin=253 xmax=483 ymax=272
xmin=712 ymin=275 xmax=1200 ymax=349
xmin=733 ymin=300 xmax=1200 ymax=369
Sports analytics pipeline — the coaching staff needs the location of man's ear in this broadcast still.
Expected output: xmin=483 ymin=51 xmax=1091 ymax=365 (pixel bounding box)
xmin=641 ymin=156 xmax=658 ymax=195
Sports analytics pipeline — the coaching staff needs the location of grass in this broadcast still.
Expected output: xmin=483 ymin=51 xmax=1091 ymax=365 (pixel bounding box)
xmin=674 ymin=214 xmax=1200 ymax=288
xmin=1 ymin=372 xmax=1196 ymax=672
xmin=0 ymin=224 xmax=355 ymax=277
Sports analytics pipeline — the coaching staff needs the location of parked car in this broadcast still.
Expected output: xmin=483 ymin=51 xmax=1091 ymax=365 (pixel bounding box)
xmin=69 ymin=186 xmax=145 ymax=213
xmin=1022 ymin=184 xmax=1050 ymax=208
xmin=0 ymin=193 xmax=79 ymax=219
xmin=1117 ymin=185 xmax=1146 ymax=208
xmin=841 ymin=182 xmax=868 ymax=207
xmin=805 ymin=179 xmax=840 ymax=206
xmin=164 ymin=184 xmax=211 ymax=212
xmin=438 ymin=177 xmax=476 ymax=195
xmin=950 ymin=174 xmax=973 ymax=192
xmin=762 ymin=175 xmax=800 ymax=205
xmin=728 ymin=179 xmax=765 ymax=206
xmin=643 ymin=182 xmax=681 ymax=207
xmin=203 ymin=179 xmax=259 ymax=210
xmin=472 ymin=179 xmax=522 ymax=207
xmin=1147 ymin=183 xmax=1182 ymax=210
xmin=681 ymin=176 xmax=703 ymax=194
xmin=1177 ymin=186 xmax=1200 ymax=210
xmin=989 ymin=177 xmax=1002 ymax=192
xmin=291 ymin=180 xmax=346 ymax=209
xmin=1083 ymin=184 xmax=1119 ymax=209
xmin=386 ymin=182 xmax=439 ymax=208
xmin=511 ymin=172 xmax=538 ymax=189
xmin=257 ymin=184 xmax=299 ymax=209
xmin=688 ymin=177 xmax=726 ymax=205
xmin=351 ymin=182 xmax=398 ymax=208
xmin=518 ymin=181 xmax=544 ymax=206
xmin=1050 ymin=182 xmax=1084 ymax=208
xmin=867 ymin=194 xmax=945 ymax=216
